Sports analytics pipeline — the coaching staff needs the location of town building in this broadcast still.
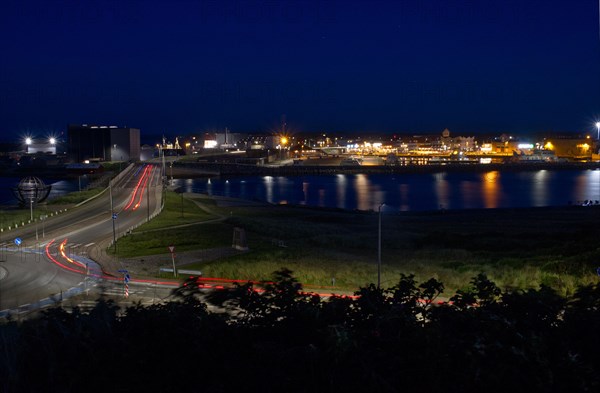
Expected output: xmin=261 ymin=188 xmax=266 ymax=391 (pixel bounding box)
xmin=67 ymin=124 xmax=140 ymax=162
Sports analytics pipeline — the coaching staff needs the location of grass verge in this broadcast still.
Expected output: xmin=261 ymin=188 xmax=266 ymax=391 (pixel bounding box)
xmin=112 ymin=192 xmax=600 ymax=295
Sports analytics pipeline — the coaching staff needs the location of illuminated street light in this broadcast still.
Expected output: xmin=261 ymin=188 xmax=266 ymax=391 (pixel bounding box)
xmin=49 ymin=137 xmax=56 ymax=145
xmin=596 ymin=122 xmax=600 ymax=141
xmin=25 ymin=137 xmax=32 ymax=145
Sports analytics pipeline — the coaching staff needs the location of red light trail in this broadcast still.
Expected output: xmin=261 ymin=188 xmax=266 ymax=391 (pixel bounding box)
xmin=123 ymin=165 xmax=153 ymax=211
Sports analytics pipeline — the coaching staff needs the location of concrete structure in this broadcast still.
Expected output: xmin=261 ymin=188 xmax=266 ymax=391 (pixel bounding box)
xmin=200 ymin=131 xmax=248 ymax=151
xmin=26 ymin=143 xmax=57 ymax=155
xmin=68 ymin=124 xmax=140 ymax=162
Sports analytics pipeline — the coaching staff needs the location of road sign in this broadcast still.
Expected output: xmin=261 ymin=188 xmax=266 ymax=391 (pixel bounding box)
xmin=168 ymin=245 xmax=175 ymax=253
xmin=112 ymin=213 xmax=118 ymax=220
xmin=14 ymin=238 xmax=22 ymax=246
xmin=124 ymin=273 xmax=130 ymax=283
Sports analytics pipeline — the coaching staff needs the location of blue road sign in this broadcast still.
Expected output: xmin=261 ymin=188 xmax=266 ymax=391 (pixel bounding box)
xmin=14 ymin=238 xmax=22 ymax=246
xmin=124 ymin=273 xmax=131 ymax=283
xmin=112 ymin=213 xmax=118 ymax=220
xmin=597 ymin=267 xmax=600 ymax=276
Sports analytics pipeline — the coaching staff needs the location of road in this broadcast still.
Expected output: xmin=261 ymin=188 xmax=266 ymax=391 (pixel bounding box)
xmin=0 ymin=163 xmax=178 ymax=318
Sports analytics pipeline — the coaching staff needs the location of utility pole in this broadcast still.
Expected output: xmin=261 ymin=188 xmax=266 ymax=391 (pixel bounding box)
xmin=110 ymin=181 xmax=117 ymax=252
xmin=147 ymin=170 xmax=151 ymax=222
xmin=377 ymin=203 xmax=384 ymax=289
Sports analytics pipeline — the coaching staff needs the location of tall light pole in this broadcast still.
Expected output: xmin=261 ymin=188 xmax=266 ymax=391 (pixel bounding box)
xmin=110 ymin=180 xmax=117 ymax=251
xmin=147 ymin=170 xmax=151 ymax=223
xmin=49 ymin=137 xmax=56 ymax=154
xmin=377 ymin=203 xmax=385 ymax=289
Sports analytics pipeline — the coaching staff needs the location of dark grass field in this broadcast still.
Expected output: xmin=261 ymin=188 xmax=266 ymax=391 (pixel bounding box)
xmin=115 ymin=192 xmax=600 ymax=296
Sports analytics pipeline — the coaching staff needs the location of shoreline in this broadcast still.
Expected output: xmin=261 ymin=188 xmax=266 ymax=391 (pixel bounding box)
xmin=170 ymin=160 xmax=600 ymax=178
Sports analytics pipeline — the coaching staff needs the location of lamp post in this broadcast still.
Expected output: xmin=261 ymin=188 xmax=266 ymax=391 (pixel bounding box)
xmin=377 ymin=203 xmax=385 ymax=289
xmin=147 ymin=171 xmax=151 ymax=223
xmin=110 ymin=181 xmax=117 ymax=252
xmin=40 ymin=214 xmax=46 ymax=238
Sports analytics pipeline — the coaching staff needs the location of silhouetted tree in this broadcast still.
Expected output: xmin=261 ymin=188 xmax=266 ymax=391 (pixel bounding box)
xmin=2 ymin=272 xmax=600 ymax=392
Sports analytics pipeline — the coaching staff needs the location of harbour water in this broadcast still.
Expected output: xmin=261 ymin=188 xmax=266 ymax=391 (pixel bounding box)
xmin=3 ymin=168 xmax=600 ymax=212
xmin=173 ymin=168 xmax=600 ymax=212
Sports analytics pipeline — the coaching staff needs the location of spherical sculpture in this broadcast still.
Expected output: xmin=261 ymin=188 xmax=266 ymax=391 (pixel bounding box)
xmin=11 ymin=176 xmax=52 ymax=208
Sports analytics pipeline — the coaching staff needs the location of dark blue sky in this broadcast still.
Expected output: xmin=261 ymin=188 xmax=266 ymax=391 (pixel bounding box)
xmin=1 ymin=0 xmax=599 ymax=142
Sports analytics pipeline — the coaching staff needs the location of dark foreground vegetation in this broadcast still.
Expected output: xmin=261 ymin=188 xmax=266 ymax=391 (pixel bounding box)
xmin=1 ymin=270 xmax=599 ymax=393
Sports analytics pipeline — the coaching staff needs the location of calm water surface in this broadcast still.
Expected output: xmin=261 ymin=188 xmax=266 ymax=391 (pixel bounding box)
xmin=173 ymin=169 xmax=600 ymax=212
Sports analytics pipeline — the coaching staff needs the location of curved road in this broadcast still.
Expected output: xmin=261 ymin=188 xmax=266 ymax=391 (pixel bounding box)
xmin=0 ymin=163 xmax=175 ymax=318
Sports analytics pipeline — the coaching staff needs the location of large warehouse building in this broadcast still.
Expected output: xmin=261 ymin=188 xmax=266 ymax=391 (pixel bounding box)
xmin=68 ymin=124 xmax=140 ymax=162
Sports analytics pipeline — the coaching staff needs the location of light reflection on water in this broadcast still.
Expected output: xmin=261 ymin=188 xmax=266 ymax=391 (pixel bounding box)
xmin=174 ymin=169 xmax=600 ymax=212
xmin=482 ymin=171 xmax=500 ymax=209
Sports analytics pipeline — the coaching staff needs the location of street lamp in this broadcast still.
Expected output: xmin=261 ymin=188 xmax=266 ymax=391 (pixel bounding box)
xmin=377 ymin=203 xmax=385 ymax=289
xmin=596 ymin=122 xmax=600 ymax=141
xmin=25 ymin=137 xmax=32 ymax=153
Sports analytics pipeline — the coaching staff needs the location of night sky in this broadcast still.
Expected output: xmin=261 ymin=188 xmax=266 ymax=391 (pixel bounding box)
xmin=1 ymin=0 xmax=599 ymax=143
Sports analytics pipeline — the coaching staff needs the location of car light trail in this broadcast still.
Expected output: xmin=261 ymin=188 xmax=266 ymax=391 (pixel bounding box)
xmin=124 ymin=165 xmax=152 ymax=211
xmin=58 ymin=239 xmax=89 ymax=270
xmin=133 ymin=165 xmax=154 ymax=210
xmin=45 ymin=240 xmax=87 ymax=274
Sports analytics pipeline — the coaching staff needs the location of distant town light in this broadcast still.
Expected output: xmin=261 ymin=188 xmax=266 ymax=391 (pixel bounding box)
xmin=480 ymin=143 xmax=493 ymax=153
xmin=204 ymin=140 xmax=218 ymax=149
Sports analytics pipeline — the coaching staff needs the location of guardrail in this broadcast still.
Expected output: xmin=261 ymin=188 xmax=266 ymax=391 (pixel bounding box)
xmin=0 ymin=208 xmax=68 ymax=234
xmin=159 ymin=268 xmax=202 ymax=275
